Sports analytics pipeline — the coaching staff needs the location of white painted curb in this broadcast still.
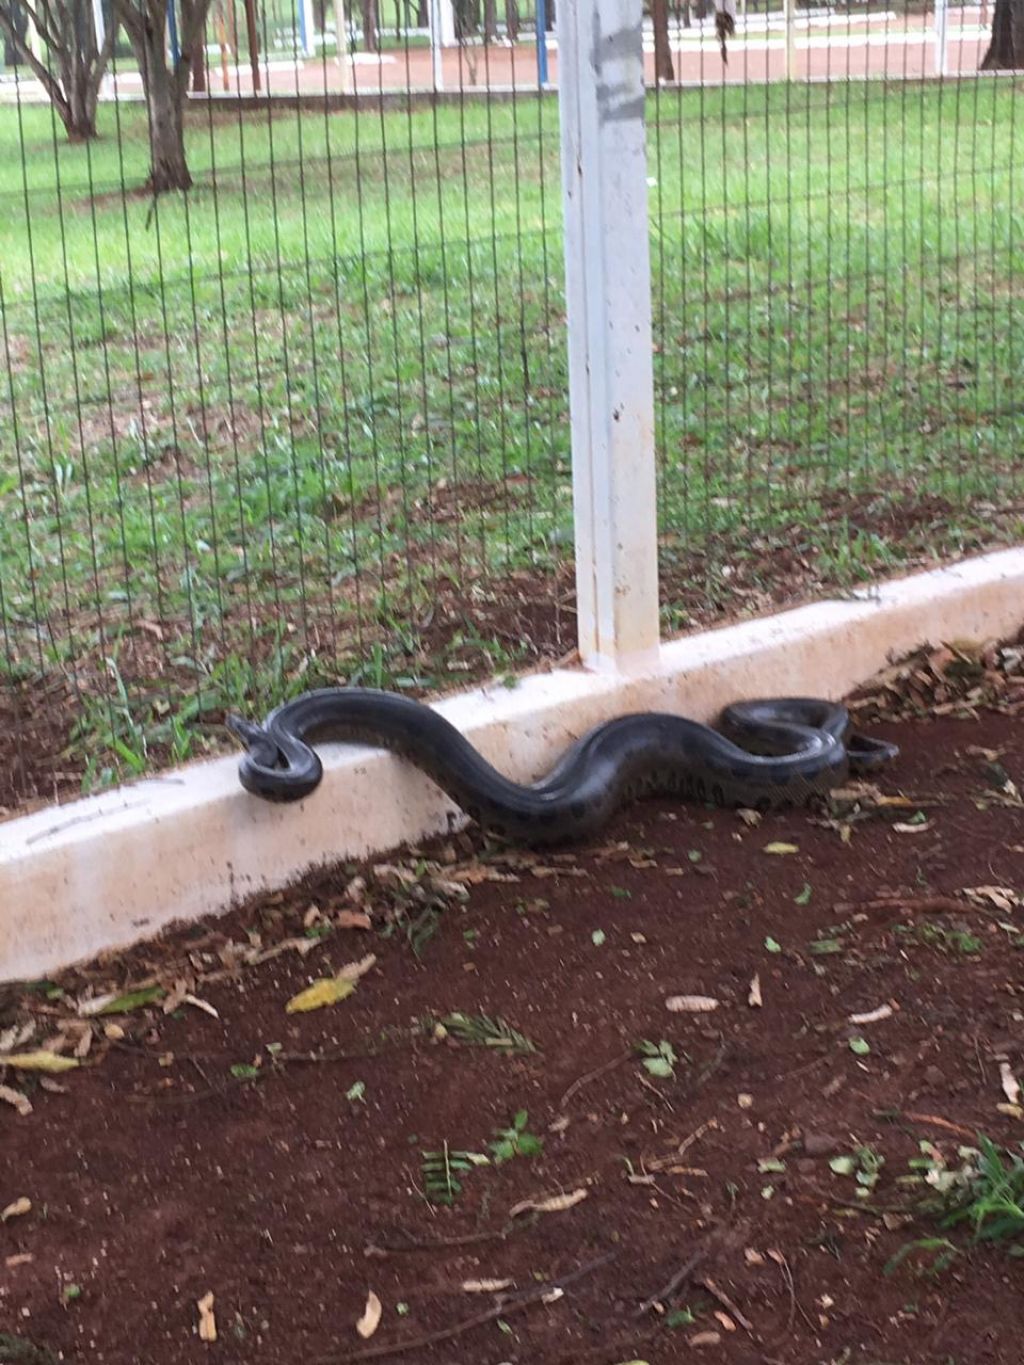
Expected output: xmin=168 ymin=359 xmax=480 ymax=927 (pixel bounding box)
xmin=3 ymin=547 xmax=1023 ymax=982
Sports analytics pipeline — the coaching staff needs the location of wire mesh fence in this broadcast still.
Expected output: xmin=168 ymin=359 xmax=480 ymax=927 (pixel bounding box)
xmin=0 ymin=0 xmax=1021 ymax=812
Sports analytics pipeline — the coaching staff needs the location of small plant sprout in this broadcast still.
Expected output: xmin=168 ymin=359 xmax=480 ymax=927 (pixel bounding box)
xmin=637 ymin=1039 xmax=677 ymax=1079
xmin=489 ymin=1110 xmax=544 ymax=1164
xmin=421 ymin=1143 xmax=489 ymax=1205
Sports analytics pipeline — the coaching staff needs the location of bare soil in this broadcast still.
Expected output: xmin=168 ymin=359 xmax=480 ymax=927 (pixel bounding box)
xmin=4 ymin=682 xmax=1024 ymax=1364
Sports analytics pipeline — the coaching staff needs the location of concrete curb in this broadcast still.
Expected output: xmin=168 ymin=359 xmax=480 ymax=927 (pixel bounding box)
xmin=3 ymin=546 xmax=1023 ymax=982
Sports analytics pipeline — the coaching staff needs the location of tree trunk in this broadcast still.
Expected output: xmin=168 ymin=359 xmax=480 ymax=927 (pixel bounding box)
xmin=142 ymin=29 xmax=192 ymax=190
xmin=504 ymin=0 xmax=518 ymax=39
xmin=417 ymin=0 xmax=427 ymax=24
xmin=980 ymin=0 xmax=1024 ymax=67
xmin=361 ymin=0 xmax=378 ymax=49
xmin=482 ymin=0 xmax=496 ymax=40
xmin=191 ymin=21 xmax=207 ymax=89
xmin=651 ymin=0 xmax=674 ymax=80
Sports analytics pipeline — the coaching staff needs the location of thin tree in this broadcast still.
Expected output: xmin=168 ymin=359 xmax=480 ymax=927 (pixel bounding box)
xmin=650 ymin=0 xmax=673 ymax=81
xmin=0 ymin=0 xmax=117 ymax=140
xmin=980 ymin=0 xmax=1023 ymax=67
xmin=114 ymin=0 xmax=216 ymax=191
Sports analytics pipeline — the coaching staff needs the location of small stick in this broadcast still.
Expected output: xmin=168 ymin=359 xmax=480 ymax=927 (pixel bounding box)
xmin=832 ymin=896 xmax=966 ymax=915
xmin=697 ymin=1275 xmax=754 ymax=1332
xmin=367 ymin=1217 xmax=534 ymax=1254
xmin=634 ymin=1241 xmax=711 ymax=1317
xmin=318 ymin=1250 xmax=618 ymax=1363
xmin=901 ymin=1111 xmax=978 ymax=1140
xmin=558 ymin=1050 xmax=633 ymax=1108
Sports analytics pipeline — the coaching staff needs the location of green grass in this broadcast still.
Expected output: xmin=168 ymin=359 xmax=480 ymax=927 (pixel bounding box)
xmin=0 ymin=79 xmax=1021 ymax=791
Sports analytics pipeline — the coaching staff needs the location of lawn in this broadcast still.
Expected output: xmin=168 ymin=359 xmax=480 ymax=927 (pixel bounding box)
xmin=0 ymin=78 xmax=1021 ymax=797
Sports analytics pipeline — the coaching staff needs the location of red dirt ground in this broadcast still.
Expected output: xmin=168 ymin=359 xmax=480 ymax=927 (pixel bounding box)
xmin=3 ymin=675 xmax=1024 ymax=1363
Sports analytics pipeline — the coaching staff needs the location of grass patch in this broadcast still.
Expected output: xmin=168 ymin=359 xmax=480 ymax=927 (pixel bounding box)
xmin=0 ymin=79 xmax=1021 ymax=793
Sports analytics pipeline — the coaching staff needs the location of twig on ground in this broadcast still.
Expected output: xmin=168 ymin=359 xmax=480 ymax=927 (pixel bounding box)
xmin=697 ymin=1275 xmax=754 ymax=1332
xmin=558 ymin=1049 xmax=633 ymax=1108
xmin=366 ymin=1216 xmax=536 ymax=1254
xmin=316 ymin=1249 xmax=618 ymax=1363
xmin=634 ymin=1238 xmax=713 ymax=1317
xmin=832 ymin=896 xmax=967 ymax=915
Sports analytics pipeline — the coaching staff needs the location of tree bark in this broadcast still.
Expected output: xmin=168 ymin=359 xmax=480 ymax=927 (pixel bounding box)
xmin=482 ymin=0 xmax=496 ymax=40
xmin=0 ymin=0 xmax=115 ymax=140
xmin=361 ymin=0 xmax=378 ymax=49
xmin=143 ymin=33 xmax=192 ymax=189
xmin=504 ymin=0 xmax=518 ymax=39
xmin=191 ymin=20 xmax=206 ymax=90
xmin=651 ymin=0 xmax=674 ymax=81
xmin=980 ymin=0 xmax=1024 ymax=67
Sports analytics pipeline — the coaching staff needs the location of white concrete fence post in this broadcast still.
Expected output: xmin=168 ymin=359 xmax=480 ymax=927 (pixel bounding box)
xmin=557 ymin=0 xmax=661 ymax=674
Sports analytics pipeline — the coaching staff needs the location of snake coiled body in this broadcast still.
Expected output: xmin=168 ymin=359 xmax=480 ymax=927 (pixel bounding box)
xmin=227 ymin=689 xmax=897 ymax=846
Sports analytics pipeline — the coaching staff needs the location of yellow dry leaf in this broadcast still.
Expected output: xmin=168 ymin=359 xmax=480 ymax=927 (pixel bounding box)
xmin=763 ymin=842 xmax=798 ymax=855
xmin=1 ymin=1197 xmax=31 ymax=1222
xmin=1 ymin=1051 xmax=79 ymax=1074
xmin=285 ymin=977 xmax=357 ymax=1014
xmin=461 ymin=1278 xmax=514 ymax=1293
xmin=197 ymin=1292 xmax=217 ymax=1343
xmin=356 ymin=1290 xmax=382 ymax=1339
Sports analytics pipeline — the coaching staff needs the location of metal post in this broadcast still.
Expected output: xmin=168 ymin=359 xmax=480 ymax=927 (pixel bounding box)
xmin=557 ymin=0 xmax=661 ymax=674
xmin=536 ymin=0 xmax=548 ymax=85
xmin=298 ymin=0 xmax=316 ymax=54
xmin=334 ymin=0 xmax=352 ymax=89
xmin=167 ymin=0 xmax=181 ymax=67
xmin=429 ymin=0 xmax=444 ymax=88
xmin=933 ymin=0 xmax=948 ymax=75
xmin=783 ymin=0 xmax=795 ymax=79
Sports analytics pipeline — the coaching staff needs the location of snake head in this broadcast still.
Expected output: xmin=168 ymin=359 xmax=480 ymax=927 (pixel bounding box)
xmin=226 ymin=713 xmax=265 ymax=749
xmin=226 ymin=713 xmax=284 ymax=773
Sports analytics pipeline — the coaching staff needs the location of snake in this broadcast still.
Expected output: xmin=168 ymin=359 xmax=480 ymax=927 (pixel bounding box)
xmin=227 ymin=689 xmax=898 ymax=846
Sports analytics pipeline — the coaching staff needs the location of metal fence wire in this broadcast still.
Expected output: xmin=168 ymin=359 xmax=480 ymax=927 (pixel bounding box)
xmin=0 ymin=0 xmax=1021 ymax=812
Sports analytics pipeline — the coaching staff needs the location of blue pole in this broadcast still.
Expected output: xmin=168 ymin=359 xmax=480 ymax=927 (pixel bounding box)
xmin=536 ymin=0 xmax=547 ymax=86
xmin=298 ymin=0 xmax=308 ymax=53
xmin=166 ymin=0 xmax=180 ymax=66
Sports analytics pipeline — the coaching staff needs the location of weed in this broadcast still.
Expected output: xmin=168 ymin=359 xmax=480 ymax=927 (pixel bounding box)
xmin=637 ymin=1039 xmax=677 ymax=1079
xmin=489 ymin=1109 xmax=544 ymax=1164
xmin=420 ymin=1142 xmax=489 ymax=1205
xmin=439 ymin=1012 xmax=536 ymax=1054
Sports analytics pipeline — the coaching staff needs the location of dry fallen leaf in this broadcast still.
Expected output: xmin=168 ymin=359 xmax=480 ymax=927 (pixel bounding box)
xmin=337 ymin=910 xmax=373 ymax=930
xmin=197 ymin=1292 xmax=217 ymax=1343
xmin=892 ymin=821 xmax=933 ymax=834
xmin=849 ymin=1004 xmax=894 ymax=1025
xmin=666 ymin=995 xmax=720 ymax=1013
xmin=1 ymin=1197 xmax=31 ymax=1222
xmin=999 ymin=1061 xmax=1021 ymax=1106
xmin=763 ymin=842 xmax=798 ymax=855
xmin=748 ymin=975 xmax=763 ymax=1008
xmin=356 ymin=1290 xmax=383 ymax=1339
xmin=964 ymin=886 xmax=1019 ymax=913
xmin=0 ymin=1084 xmax=32 ymax=1116
xmin=1 ymin=1051 xmax=79 ymax=1074
xmin=5 ymin=1253 xmax=34 ymax=1268
xmin=286 ymin=955 xmax=377 ymax=1014
xmin=184 ymin=994 xmax=220 ymax=1019
xmin=509 ymin=1188 xmax=587 ymax=1217
xmin=286 ymin=977 xmax=357 ymax=1013
xmin=461 ymin=1278 xmax=514 ymax=1293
